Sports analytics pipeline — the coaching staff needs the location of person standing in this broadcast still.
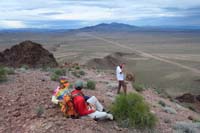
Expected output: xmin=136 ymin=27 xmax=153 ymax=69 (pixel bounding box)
xmin=116 ymin=63 xmax=127 ymax=94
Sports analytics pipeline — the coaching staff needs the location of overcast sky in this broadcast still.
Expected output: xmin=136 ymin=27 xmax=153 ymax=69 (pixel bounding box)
xmin=0 ymin=0 xmax=200 ymax=29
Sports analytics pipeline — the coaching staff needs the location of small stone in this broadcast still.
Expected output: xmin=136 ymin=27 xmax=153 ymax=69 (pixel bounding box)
xmin=41 ymin=79 xmax=45 ymax=82
xmin=113 ymin=126 xmax=123 ymax=131
xmin=44 ymin=104 xmax=49 ymax=109
xmin=13 ymin=111 xmax=21 ymax=117
xmin=150 ymin=110 xmax=155 ymax=114
xmin=163 ymin=106 xmax=177 ymax=114
xmin=188 ymin=116 xmax=195 ymax=121
xmin=176 ymin=103 xmax=184 ymax=110
xmin=106 ymin=92 xmax=115 ymax=97
xmin=19 ymin=102 xmax=28 ymax=107
xmin=164 ymin=118 xmax=171 ymax=123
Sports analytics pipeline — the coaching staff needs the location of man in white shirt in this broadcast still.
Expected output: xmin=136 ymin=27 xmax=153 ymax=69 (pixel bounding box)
xmin=116 ymin=63 xmax=127 ymax=94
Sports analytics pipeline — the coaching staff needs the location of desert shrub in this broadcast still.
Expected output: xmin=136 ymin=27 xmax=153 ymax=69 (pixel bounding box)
xmin=53 ymin=68 xmax=66 ymax=76
xmin=158 ymin=100 xmax=166 ymax=107
xmin=155 ymin=88 xmax=162 ymax=94
xmin=51 ymin=73 xmax=60 ymax=81
xmin=188 ymin=105 xmax=196 ymax=112
xmin=36 ymin=105 xmax=44 ymax=117
xmin=79 ymin=70 xmax=85 ymax=76
xmin=41 ymin=66 xmax=52 ymax=72
xmin=50 ymin=68 xmax=66 ymax=81
xmin=21 ymin=64 xmax=29 ymax=70
xmin=71 ymin=71 xmax=80 ymax=78
xmin=75 ymin=66 xmax=80 ymax=70
xmin=132 ymin=82 xmax=145 ymax=92
xmin=4 ymin=67 xmax=15 ymax=74
xmin=110 ymin=93 xmax=157 ymax=129
xmin=193 ymin=119 xmax=200 ymax=123
xmin=86 ymin=80 xmax=96 ymax=90
xmin=0 ymin=67 xmax=7 ymax=82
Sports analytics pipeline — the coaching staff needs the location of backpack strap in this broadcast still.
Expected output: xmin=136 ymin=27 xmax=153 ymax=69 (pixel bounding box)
xmin=71 ymin=92 xmax=83 ymax=98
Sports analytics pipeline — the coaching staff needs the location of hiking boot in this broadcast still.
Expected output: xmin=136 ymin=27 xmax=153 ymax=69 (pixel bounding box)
xmin=107 ymin=114 xmax=113 ymax=120
xmin=94 ymin=118 xmax=100 ymax=121
xmin=103 ymin=108 xmax=110 ymax=113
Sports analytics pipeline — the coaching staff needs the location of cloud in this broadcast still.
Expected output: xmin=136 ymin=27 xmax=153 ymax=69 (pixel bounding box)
xmin=0 ymin=0 xmax=200 ymax=28
xmin=0 ymin=20 xmax=27 ymax=28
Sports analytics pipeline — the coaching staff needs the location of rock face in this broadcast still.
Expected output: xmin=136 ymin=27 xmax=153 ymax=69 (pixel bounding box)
xmin=86 ymin=55 xmax=121 ymax=69
xmin=176 ymin=93 xmax=200 ymax=113
xmin=0 ymin=40 xmax=58 ymax=68
xmin=85 ymin=52 xmax=129 ymax=70
xmin=176 ymin=93 xmax=197 ymax=103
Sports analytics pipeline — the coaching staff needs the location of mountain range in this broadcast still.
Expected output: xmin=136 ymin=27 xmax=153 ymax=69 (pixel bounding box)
xmin=1 ymin=22 xmax=200 ymax=33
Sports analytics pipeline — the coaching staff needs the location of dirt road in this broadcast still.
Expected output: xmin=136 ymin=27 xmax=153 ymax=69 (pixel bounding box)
xmin=85 ymin=32 xmax=200 ymax=74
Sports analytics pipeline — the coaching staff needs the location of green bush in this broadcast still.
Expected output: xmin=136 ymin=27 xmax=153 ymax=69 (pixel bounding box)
xmin=158 ymin=100 xmax=166 ymax=107
xmin=51 ymin=73 xmax=60 ymax=81
xmin=50 ymin=68 xmax=66 ymax=81
xmin=53 ymin=68 xmax=66 ymax=76
xmin=132 ymin=82 xmax=145 ymax=92
xmin=86 ymin=80 xmax=96 ymax=90
xmin=4 ymin=67 xmax=15 ymax=75
xmin=41 ymin=66 xmax=52 ymax=72
xmin=75 ymin=66 xmax=80 ymax=70
xmin=110 ymin=93 xmax=157 ymax=129
xmin=0 ymin=67 xmax=7 ymax=82
xmin=79 ymin=70 xmax=85 ymax=76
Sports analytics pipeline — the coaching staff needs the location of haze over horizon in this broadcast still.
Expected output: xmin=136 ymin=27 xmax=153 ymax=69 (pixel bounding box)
xmin=0 ymin=0 xmax=200 ymax=29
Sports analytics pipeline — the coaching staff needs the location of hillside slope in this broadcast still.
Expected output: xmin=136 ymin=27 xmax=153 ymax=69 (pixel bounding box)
xmin=0 ymin=68 xmax=200 ymax=133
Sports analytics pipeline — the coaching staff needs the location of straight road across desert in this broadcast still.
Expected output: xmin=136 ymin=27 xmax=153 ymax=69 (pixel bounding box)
xmin=85 ymin=32 xmax=200 ymax=74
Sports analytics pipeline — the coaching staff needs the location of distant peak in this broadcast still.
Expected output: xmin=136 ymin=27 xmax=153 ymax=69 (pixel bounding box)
xmin=78 ymin=22 xmax=138 ymax=32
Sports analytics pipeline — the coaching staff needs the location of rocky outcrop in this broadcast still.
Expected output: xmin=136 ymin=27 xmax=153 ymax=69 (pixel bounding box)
xmin=176 ymin=93 xmax=200 ymax=103
xmin=0 ymin=40 xmax=58 ymax=68
xmin=86 ymin=54 xmax=122 ymax=69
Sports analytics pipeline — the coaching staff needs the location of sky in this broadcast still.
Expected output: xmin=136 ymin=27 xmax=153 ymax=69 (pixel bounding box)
xmin=0 ymin=0 xmax=200 ymax=29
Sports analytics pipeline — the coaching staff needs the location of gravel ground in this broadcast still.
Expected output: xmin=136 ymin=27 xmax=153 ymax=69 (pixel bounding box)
xmin=0 ymin=68 xmax=199 ymax=133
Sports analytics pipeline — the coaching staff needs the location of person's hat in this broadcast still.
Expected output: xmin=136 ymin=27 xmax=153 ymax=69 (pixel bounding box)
xmin=75 ymin=80 xmax=83 ymax=90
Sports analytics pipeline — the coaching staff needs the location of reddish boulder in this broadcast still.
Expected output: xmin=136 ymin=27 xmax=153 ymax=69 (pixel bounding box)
xmin=176 ymin=93 xmax=196 ymax=103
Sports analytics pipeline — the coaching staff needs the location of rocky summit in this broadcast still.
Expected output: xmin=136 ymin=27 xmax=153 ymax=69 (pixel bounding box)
xmin=0 ymin=40 xmax=58 ymax=68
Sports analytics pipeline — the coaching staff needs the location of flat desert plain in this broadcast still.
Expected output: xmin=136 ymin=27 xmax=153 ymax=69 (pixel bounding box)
xmin=1 ymin=31 xmax=200 ymax=97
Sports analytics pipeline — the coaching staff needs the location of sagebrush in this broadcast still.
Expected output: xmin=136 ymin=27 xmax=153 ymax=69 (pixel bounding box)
xmin=50 ymin=68 xmax=66 ymax=81
xmin=87 ymin=80 xmax=96 ymax=90
xmin=51 ymin=73 xmax=60 ymax=81
xmin=53 ymin=68 xmax=66 ymax=76
xmin=0 ymin=67 xmax=7 ymax=82
xmin=110 ymin=93 xmax=157 ymax=129
xmin=132 ymin=82 xmax=145 ymax=92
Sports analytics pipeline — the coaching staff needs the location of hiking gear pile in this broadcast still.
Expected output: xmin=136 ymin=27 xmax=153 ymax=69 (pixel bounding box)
xmin=52 ymin=78 xmax=78 ymax=118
